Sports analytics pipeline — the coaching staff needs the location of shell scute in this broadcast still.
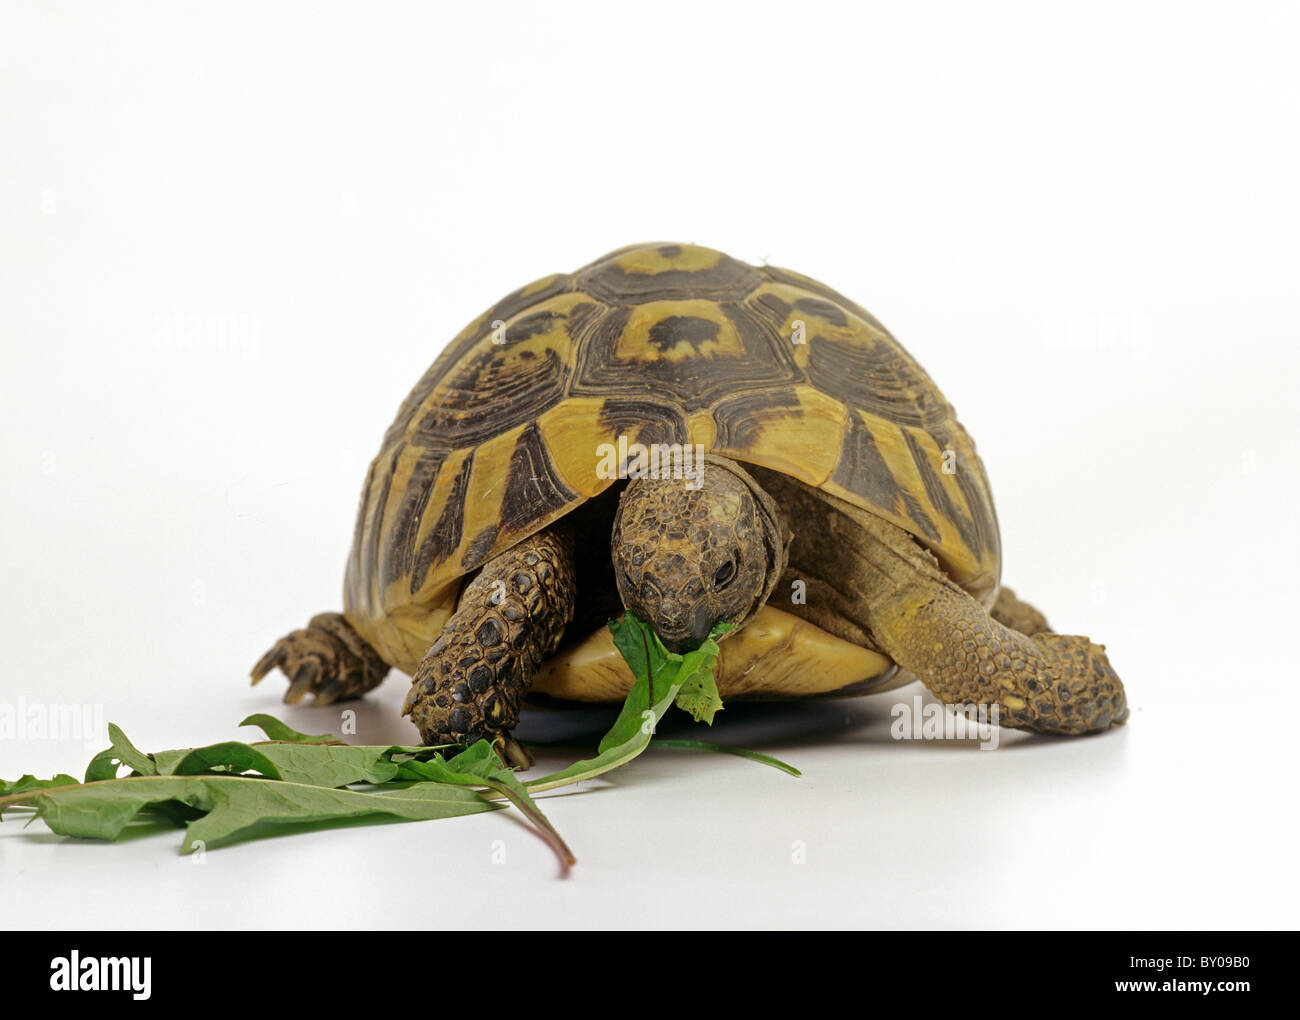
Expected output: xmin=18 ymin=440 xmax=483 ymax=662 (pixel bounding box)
xmin=345 ymin=243 xmax=1001 ymax=672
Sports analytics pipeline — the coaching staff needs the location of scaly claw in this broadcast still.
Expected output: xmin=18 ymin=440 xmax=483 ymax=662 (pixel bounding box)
xmin=283 ymin=660 xmax=320 ymax=704
xmin=250 ymin=643 xmax=287 ymax=685
xmin=314 ymin=677 xmax=349 ymax=706
xmin=250 ymin=612 xmax=390 ymax=707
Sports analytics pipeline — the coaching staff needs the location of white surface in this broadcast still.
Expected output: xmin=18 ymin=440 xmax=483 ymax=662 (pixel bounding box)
xmin=2 ymin=1 xmax=1297 ymax=929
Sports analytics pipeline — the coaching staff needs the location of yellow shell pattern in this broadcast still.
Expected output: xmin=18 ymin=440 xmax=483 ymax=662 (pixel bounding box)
xmin=344 ymin=243 xmax=1001 ymax=674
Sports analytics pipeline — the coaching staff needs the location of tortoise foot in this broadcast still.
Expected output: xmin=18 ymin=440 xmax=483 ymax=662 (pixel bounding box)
xmin=251 ymin=612 xmax=389 ymax=706
xmin=403 ymin=526 xmax=575 ymax=749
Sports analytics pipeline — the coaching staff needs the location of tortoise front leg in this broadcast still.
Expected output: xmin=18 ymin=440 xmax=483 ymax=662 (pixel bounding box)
xmin=403 ymin=525 xmax=576 ymax=766
xmin=843 ymin=516 xmax=1127 ymax=734
xmin=877 ymin=580 xmax=1127 ymax=733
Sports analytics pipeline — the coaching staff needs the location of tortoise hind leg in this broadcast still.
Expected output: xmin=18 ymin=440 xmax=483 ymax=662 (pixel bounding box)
xmin=251 ymin=612 xmax=390 ymax=705
xmin=403 ymin=524 xmax=576 ymax=767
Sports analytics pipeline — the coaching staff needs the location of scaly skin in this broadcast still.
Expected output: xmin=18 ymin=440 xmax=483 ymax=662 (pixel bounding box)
xmin=613 ymin=457 xmax=789 ymax=653
xmin=403 ymin=525 xmax=576 ymax=762
xmin=851 ymin=518 xmax=1126 ymax=733
xmin=709 ymin=468 xmax=1127 ymax=734
xmin=251 ymin=612 xmax=390 ymax=705
xmin=878 ymin=582 xmax=1125 ymax=732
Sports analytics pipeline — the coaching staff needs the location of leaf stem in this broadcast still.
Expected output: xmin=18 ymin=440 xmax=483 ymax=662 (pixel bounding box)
xmin=650 ymin=739 xmax=802 ymax=777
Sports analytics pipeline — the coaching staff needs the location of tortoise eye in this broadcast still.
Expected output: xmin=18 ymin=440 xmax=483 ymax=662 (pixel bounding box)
xmin=712 ymin=558 xmax=737 ymax=590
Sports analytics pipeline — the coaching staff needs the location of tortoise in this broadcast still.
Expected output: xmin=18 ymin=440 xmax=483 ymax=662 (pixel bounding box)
xmin=252 ymin=242 xmax=1127 ymax=765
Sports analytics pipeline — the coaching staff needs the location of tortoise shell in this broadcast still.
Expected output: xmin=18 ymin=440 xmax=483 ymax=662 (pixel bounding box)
xmin=344 ymin=243 xmax=1002 ymax=673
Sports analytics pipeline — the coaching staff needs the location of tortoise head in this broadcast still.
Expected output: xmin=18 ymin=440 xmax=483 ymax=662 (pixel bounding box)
xmin=611 ymin=457 xmax=790 ymax=653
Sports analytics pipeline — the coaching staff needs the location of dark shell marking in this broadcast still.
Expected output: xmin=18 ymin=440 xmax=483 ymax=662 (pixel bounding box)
xmin=344 ymin=243 xmax=1001 ymax=662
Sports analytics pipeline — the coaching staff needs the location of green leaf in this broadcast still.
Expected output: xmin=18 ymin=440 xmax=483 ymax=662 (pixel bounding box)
xmin=2 ymin=774 xmax=498 ymax=851
xmin=600 ymin=615 xmax=671 ymax=753
xmin=397 ymin=741 xmax=574 ymax=871
xmin=674 ymin=622 xmax=732 ymax=723
xmin=525 ymin=677 xmax=684 ymax=793
xmin=0 ymin=617 xmax=762 ymax=862
xmin=0 ymin=774 xmax=80 ymax=798
xmin=254 ymin=744 xmax=403 ymax=787
xmin=171 ymin=742 xmax=283 ymax=780
xmin=153 ymin=741 xmax=403 ymax=788
xmin=597 ymin=611 xmax=724 ymax=752
xmin=84 ymin=750 xmax=123 ymax=783
xmin=526 ymin=612 xmax=728 ymax=792
xmin=81 ymin=723 xmax=157 ymax=784
xmin=185 ymin=780 xmax=497 ymax=851
xmin=674 ymin=660 xmax=724 ymax=724
xmin=238 ymin=713 xmax=341 ymax=744
xmin=610 ymin=614 xmax=670 ymax=689
xmin=96 ymin=723 xmax=158 ymax=778
xmin=651 ymin=739 xmax=802 ymax=777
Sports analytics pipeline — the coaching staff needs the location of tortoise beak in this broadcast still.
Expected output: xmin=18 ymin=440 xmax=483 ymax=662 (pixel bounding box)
xmin=658 ymin=607 xmax=715 ymax=654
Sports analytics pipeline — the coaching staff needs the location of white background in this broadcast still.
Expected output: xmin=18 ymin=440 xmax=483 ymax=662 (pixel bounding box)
xmin=2 ymin=1 xmax=1297 ymax=930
